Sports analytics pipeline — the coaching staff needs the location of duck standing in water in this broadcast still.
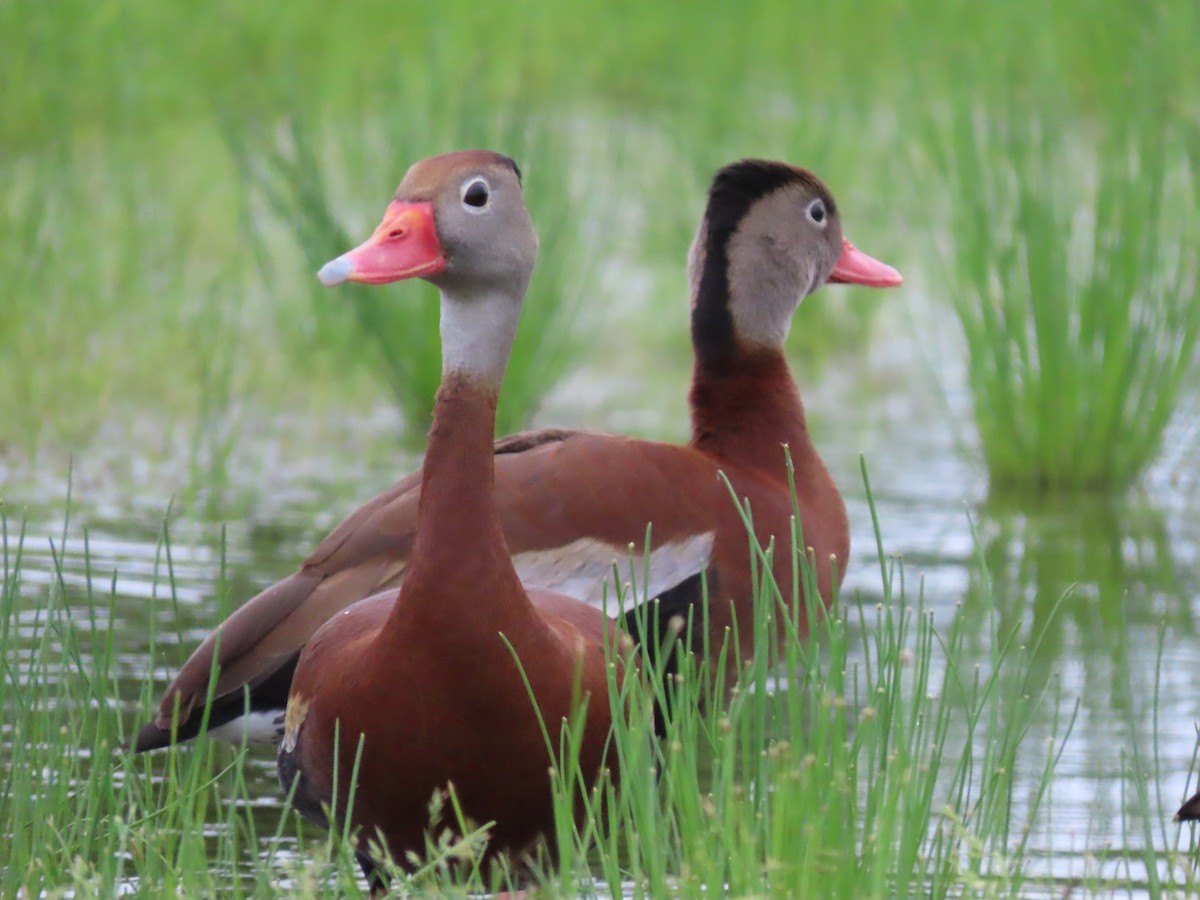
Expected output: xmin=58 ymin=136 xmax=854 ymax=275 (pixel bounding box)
xmin=277 ymin=150 xmax=621 ymax=881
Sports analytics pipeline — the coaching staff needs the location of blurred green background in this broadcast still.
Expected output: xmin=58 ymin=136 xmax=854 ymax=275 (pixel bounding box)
xmin=4 ymin=0 xmax=1195 ymax=493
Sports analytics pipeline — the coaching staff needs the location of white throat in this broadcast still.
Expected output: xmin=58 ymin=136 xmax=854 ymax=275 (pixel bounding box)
xmin=439 ymin=286 xmax=522 ymax=384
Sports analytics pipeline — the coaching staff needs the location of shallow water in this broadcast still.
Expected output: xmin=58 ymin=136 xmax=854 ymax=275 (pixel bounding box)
xmin=3 ymin=299 xmax=1200 ymax=895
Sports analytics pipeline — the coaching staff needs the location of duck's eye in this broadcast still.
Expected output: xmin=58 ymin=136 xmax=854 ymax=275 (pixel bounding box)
xmin=462 ymin=179 xmax=490 ymax=209
xmin=806 ymin=199 xmax=827 ymax=227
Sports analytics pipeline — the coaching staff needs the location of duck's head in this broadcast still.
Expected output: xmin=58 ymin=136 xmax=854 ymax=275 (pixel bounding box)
xmin=317 ymin=150 xmax=538 ymax=383
xmin=690 ymin=159 xmax=902 ymax=358
xmin=318 ymin=149 xmax=537 ymax=299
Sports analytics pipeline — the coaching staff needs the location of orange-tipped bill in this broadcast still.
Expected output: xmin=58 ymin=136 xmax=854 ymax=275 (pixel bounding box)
xmin=317 ymin=201 xmax=447 ymax=287
xmin=828 ymin=238 xmax=903 ymax=288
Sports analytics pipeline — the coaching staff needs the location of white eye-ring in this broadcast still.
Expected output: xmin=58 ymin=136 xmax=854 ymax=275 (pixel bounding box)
xmin=461 ymin=177 xmax=491 ymax=212
xmin=806 ymin=198 xmax=828 ymax=228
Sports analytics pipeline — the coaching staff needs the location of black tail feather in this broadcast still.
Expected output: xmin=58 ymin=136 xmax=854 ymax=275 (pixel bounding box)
xmin=622 ymin=570 xmax=710 ymax=737
xmin=131 ymin=651 xmax=301 ymax=752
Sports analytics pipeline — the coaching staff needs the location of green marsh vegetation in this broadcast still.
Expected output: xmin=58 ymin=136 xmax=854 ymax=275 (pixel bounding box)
xmin=9 ymin=478 xmax=1195 ymax=897
xmin=922 ymin=99 xmax=1200 ymax=492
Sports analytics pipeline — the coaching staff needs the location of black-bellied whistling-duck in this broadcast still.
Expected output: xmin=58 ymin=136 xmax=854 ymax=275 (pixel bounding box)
xmin=133 ymin=159 xmax=901 ymax=752
xmin=275 ymin=150 xmax=619 ymax=877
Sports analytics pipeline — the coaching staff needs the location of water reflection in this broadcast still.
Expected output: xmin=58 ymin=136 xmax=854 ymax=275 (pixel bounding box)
xmin=968 ymin=491 xmax=1187 ymax=700
xmin=920 ymin=486 xmax=1200 ymax=890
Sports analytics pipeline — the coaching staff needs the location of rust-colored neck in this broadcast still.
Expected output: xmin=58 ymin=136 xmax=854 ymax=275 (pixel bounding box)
xmin=387 ymin=372 xmax=529 ymax=634
xmin=689 ymin=346 xmax=822 ymax=483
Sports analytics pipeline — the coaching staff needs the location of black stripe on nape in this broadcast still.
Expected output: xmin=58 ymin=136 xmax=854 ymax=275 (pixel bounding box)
xmin=692 ymin=159 xmax=832 ymax=370
xmin=502 ymin=154 xmax=522 ymax=185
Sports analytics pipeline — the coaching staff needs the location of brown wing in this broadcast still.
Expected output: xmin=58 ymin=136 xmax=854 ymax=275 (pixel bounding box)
xmin=146 ymin=467 xmax=422 ymax=734
xmin=493 ymin=427 xmax=578 ymax=455
xmin=139 ymin=428 xmax=727 ymax=748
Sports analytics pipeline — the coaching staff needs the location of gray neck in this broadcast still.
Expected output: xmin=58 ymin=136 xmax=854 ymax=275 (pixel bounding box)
xmin=439 ymin=284 xmax=523 ymax=385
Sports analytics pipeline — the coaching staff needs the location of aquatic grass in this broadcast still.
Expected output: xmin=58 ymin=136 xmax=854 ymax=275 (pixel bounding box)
xmin=9 ymin=0 xmax=1198 ymax=152
xmin=0 ymin=496 xmax=375 ymax=898
xmin=962 ymin=490 xmax=1197 ymax=890
xmin=5 ymin=473 xmax=1200 ymax=895
xmin=536 ymin=463 xmax=1085 ymax=899
xmin=0 ymin=128 xmax=264 ymax=458
xmin=921 ymin=99 xmax=1200 ymax=492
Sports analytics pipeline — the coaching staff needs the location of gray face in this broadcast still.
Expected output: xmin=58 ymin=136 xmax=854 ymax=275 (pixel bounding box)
xmin=390 ymin=150 xmax=539 ymax=297
xmin=425 ymin=164 xmax=539 ymax=298
xmin=392 ymin=154 xmax=539 ymax=383
xmin=722 ymin=183 xmax=845 ymax=348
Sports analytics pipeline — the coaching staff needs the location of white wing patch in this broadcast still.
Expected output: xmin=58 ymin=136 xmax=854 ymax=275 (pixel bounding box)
xmin=512 ymin=531 xmax=716 ymax=612
xmin=207 ymin=709 xmax=288 ymax=747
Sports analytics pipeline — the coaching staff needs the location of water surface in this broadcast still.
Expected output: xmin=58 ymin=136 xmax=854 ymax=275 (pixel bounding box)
xmin=4 ymin=300 xmax=1200 ymax=895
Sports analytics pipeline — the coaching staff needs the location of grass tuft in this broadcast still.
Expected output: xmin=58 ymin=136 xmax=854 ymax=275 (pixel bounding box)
xmin=922 ymin=98 xmax=1200 ymax=492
